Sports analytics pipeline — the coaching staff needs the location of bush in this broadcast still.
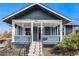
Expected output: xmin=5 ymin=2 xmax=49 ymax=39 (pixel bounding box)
xmin=56 ymin=32 xmax=79 ymax=51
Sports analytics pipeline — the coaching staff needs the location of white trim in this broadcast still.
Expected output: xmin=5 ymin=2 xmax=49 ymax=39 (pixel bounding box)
xmin=3 ymin=3 xmax=71 ymax=21
xmin=14 ymin=35 xmax=30 ymax=36
xmin=15 ymin=26 xmax=17 ymax=35
xmin=57 ymin=25 xmax=58 ymax=35
xmin=64 ymin=26 xmax=66 ymax=36
xmin=60 ymin=21 xmax=63 ymax=41
xmin=55 ymin=27 xmax=56 ymax=35
xmin=12 ymin=20 xmax=15 ymax=42
xmin=13 ymin=19 xmax=61 ymax=24
xmin=31 ymin=22 xmax=33 ymax=43
xmin=41 ymin=22 xmax=43 ymax=55
xmin=22 ymin=23 xmax=25 ymax=35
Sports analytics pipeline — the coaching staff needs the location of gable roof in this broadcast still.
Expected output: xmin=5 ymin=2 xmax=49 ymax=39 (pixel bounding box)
xmin=3 ymin=3 xmax=71 ymax=23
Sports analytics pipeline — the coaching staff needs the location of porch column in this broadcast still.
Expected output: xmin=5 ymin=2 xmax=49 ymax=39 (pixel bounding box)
xmin=54 ymin=27 xmax=56 ymax=35
xmin=12 ymin=20 xmax=15 ymax=42
xmin=15 ymin=25 xmax=17 ymax=35
xmin=64 ymin=26 xmax=66 ymax=36
xmin=52 ymin=27 xmax=53 ymax=35
xmin=31 ymin=22 xmax=33 ymax=43
xmin=60 ymin=21 xmax=63 ymax=41
xmin=22 ymin=23 xmax=25 ymax=35
xmin=55 ymin=26 xmax=57 ymax=36
xmin=57 ymin=25 xmax=59 ymax=35
xmin=41 ymin=22 xmax=43 ymax=55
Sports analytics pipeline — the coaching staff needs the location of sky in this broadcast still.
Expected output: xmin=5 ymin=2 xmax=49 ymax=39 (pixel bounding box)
xmin=0 ymin=3 xmax=79 ymax=32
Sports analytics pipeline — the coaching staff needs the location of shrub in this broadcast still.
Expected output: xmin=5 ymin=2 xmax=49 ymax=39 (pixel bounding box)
xmin=56 ymin=32 xmax=79 ymax=51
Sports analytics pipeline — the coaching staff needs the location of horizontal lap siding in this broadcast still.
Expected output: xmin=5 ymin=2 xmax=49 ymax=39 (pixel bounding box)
xmin=66 ymin=26 xmax=73 ymax=35
xmin=43 ymin=35 xmax=60 ymax=44
xmin=12 ymin=35 xmax=31 ymax=48
xmin=14 ymin=10 xmax=60 ymax=20
xmin=11 ymin=43 xmax=29 ymax=48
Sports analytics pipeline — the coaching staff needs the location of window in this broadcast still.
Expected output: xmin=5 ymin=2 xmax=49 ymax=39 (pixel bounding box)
xmin=18 ymin=26 xmax=22 ymax=35
xmin=52 ymin=27 xmax=55 ymax=35
xmin=44 ymin=26 xmax=59 ymax=35
xmin=25 ymin=28 xmax=31 ymax=35
xmin=44 ymin=27 xmax=50 ymax=35
xmin=66 ymin=26 xmax=72 ymax=35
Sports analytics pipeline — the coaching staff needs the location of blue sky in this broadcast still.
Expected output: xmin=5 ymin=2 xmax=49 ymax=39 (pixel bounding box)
xmin=0 ymin=3 xmax=79 ymax=32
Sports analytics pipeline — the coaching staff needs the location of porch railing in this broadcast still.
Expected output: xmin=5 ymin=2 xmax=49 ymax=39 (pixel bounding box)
xmin=42 ymin=35 xmax=60 ymax=44
xmin=14 ymin=35 xmax=31 ymax=44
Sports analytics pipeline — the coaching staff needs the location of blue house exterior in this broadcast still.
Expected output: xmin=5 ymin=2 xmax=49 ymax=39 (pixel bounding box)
xmin=3 ymin=3 xmax=78 ymax=48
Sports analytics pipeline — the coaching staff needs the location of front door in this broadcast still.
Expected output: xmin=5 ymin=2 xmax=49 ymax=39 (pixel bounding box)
xmin=33 ymin=23 xmax=41 ymax=41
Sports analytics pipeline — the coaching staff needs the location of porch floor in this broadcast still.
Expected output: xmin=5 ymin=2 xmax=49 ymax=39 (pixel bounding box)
xmin=28 ymin=41 xmax=42 ymax=56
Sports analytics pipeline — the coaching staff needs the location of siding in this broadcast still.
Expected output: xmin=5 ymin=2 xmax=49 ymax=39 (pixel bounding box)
xmin=14 ymin=9 xmax=60 ymax=20
xmin=66 ymin=26 xmax=73 ymax=35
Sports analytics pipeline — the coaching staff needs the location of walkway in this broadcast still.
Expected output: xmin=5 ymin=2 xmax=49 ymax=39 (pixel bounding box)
xmin=28 ymin=41 xmax=42 ymax=56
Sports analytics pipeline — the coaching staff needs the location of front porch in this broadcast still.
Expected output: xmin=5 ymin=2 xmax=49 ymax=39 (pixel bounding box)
xmin=12 ymin=20 xmax=64 ymax=48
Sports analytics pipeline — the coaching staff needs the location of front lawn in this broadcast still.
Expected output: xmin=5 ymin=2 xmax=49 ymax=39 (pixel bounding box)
xmin=0 ymin=48 xmax=29 ymax=56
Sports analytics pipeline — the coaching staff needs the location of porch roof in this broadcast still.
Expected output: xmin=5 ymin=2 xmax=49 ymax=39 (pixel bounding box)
xmin=74 ymin=26 xmax=79 ymax=30
xmin=3 ymin=3 xmax=71 ymax=24
xmin=64 ymin=22 xmax=79 ymax=26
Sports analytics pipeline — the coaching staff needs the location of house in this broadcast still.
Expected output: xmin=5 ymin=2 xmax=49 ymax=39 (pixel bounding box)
xmin=3 ymin=3 xmax=79 ymax=48
xmin=74 ymin=26 xmax=79 ymax=33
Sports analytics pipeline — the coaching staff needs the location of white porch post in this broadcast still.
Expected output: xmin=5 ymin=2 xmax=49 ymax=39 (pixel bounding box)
xmin=55 ymin=27 xmax=57 ymax=35
xmin=12 ymin=20 xmax=15 ymax=42
xmin=57 ymin=25 xmax=58 ymax=36
xmin=55 ymin=27 xmax=56 ymax=35
xmin=52 ymin=27 xmax=53 ymax=35
xmin=64 ymin=26 xmax=66 ymax=36
xmin=60 ymin=21 xmax=63 ymax=41
xmin=41 ymin=22 xmax=43 ymax=55
xmin=15 ymin=25 xmax=17 ymax=35
xmin=22 ymin=23 xmax=25 ymax=35
xmin=31 ymin=22 xmax=33 ymax=43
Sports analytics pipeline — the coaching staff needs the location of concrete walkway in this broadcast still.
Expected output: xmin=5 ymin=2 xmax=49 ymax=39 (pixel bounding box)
xmin=28 ymin=42 xmax=42 ymax=56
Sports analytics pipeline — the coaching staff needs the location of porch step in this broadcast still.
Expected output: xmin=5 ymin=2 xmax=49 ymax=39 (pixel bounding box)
xmin=28 ymin=42 xmax=42 ymax=56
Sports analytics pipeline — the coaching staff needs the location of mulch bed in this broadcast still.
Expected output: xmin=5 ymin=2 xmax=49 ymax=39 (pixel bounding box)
xmin=43 ymin=48 xmax=79 ymax=56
